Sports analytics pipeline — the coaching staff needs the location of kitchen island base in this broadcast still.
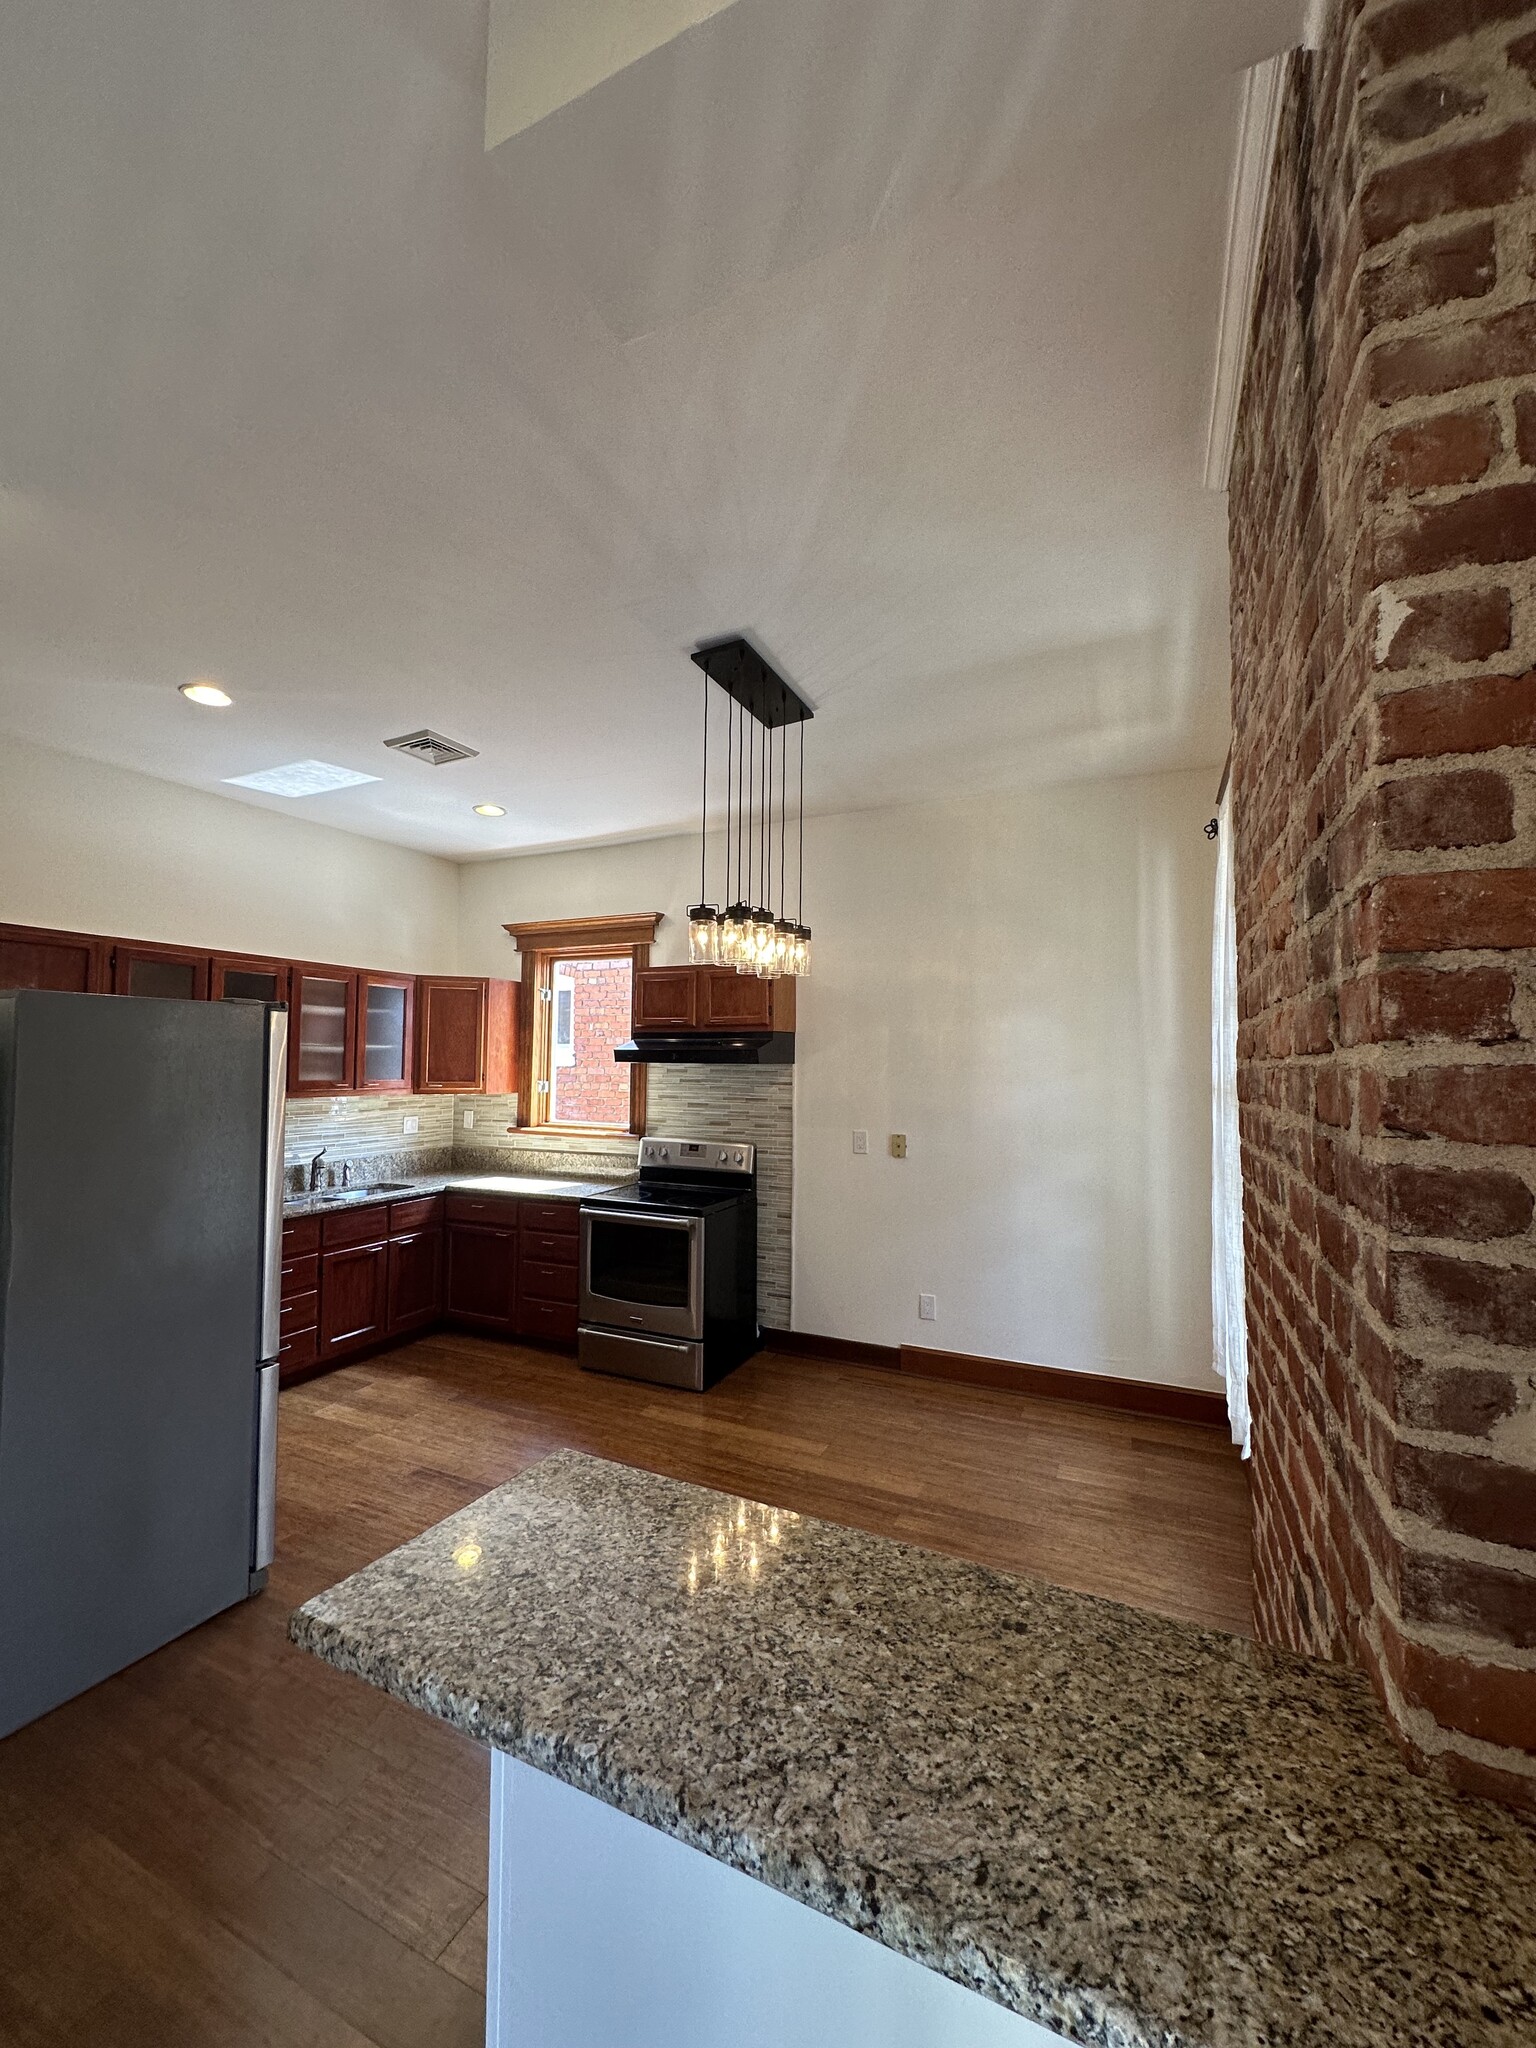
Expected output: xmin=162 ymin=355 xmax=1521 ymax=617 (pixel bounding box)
xmin=487 ymin=1753 xmax=1064 ymax=2048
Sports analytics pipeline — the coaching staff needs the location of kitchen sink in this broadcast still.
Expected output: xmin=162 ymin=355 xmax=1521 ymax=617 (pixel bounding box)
xmin=364 ymin=1182 xmax=413 ymax=1193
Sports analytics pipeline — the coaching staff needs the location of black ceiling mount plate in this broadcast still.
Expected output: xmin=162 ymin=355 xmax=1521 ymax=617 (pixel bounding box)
xmin=690 ymin=638 xmax=813 ymax=729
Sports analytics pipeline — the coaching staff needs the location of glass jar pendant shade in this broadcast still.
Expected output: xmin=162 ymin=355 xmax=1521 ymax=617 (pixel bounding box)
xmin=688 ymin=640 xmax=812 ymax=982
xmin=687 ymin=904 xmax=720 ymax=965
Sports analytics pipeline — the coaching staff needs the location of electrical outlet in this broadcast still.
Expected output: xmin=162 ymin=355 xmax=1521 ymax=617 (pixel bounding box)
xmin=402 ymin=1115 xmax=419 ymax=1136
xmin=918 ymin=1293 xmax=937 ymax=1322
xmin=462 ymin=1109 xmax=475 ymax=1128
xmin=889 ymin=1133 xmax=908 ymax=1159
xmin=852 ymin=1129 xmax=868 ymax=1155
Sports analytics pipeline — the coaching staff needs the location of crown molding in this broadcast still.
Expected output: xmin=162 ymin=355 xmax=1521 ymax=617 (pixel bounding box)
xmin=1202 ymin=53 xmax=1290 ymax=493
xmin=503 ymin=913 xmax=664 ymax=954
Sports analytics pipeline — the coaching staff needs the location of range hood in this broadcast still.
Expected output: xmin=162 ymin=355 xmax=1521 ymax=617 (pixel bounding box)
xmin=613 ymin=1031 xmax=794 ymax=1066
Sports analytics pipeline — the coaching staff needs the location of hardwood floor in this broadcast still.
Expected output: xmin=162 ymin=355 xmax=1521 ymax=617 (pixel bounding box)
xmin=0 ymin=1336 xmax=1251 ymax=2047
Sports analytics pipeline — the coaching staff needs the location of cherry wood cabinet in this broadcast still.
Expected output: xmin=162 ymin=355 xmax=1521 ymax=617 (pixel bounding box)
xmin=0 ymin=922 xmax=107 ymax=994
xmin=277 ymin=1190 xmax=582 ymax=1379
xmin=211 ymin=955 xmax=289 ymax=1004
xmin=0 ymin=919 xmax=530 ymax=1099
xmin=388 ymin=1229 xmax=443 ymax=1335
xmin=415 ymin=977 xmax=518 ymax=1094
xmin=445 ymin=1222 xmax=517 ymax=1330
xmin=698 ymin=967 xmax=791 ymax=1030
xmin=358 ymin=973 xmax=415 ymax=1093
xmin=630 ymin=964 xmax=794 ymax=1035
xmin=112 ymin=942 xmax=211 ymax=1001
xmin=290 ymin=967 xmax=358 ymax=1095
xmin=632 ymin=967 xmax=697 ymax=1030
xmin=320 ymin=1239 xmax=390 ymax=1360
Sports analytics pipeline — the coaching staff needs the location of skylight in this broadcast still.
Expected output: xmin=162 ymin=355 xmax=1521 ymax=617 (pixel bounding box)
xmin=224 ymin=760 xmax=382 ymax=798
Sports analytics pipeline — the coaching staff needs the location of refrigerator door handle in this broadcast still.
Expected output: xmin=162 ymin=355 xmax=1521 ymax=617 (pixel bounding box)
xmin=252 ymin=1362 xmax=279 ymax=1575
xmin=259 ymin=1007 xmax=289 ymax=1362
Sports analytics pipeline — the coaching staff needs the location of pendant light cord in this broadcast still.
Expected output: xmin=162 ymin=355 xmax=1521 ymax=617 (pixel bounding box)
xmin=700 ymin=668 xmax=709 ymax=905
xmin=798 ymin=717 xmax=805 ymax=925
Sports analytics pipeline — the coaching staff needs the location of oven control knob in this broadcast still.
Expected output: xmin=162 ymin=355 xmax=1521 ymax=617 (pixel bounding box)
xmin=733 ymin=1150 xmax=744 ymax=1165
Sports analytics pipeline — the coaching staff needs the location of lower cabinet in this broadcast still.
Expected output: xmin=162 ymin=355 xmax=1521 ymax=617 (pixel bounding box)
xmin=320 ymin=1239 xmax=390 ymax=1360
xmin=389 ymin=1229 xmax=443 ymax=1335
xmin=446 ymin=1224 xmax=517 ymax=1330
xmin=279 ymin=1191 xmax=583 ymax=1382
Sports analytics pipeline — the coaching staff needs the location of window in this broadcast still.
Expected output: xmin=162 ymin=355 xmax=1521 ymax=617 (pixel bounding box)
xmin=504 ymin=914 xmax=662 ymax=1138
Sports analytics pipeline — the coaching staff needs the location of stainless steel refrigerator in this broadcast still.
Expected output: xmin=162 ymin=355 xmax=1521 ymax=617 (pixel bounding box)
xmin=0 ymin=990 xmax=285 ymax=1737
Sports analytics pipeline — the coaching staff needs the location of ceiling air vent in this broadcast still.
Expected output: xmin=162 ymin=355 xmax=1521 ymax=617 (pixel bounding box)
xmin=384 ymin=729 xmax=480 ymax=768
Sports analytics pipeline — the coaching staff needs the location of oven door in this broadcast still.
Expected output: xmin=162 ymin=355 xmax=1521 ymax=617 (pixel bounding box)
xmin=580 ymin=1207 xmax=706 ymax=1341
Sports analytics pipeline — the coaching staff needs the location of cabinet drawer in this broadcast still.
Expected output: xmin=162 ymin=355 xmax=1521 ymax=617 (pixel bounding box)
xmin=280 ymin=1289 xmax=319 ymax=1336
xmin=523 ymin=1228 xmax=577 ymax=1265
xmin=389 ymin=1194 xmax=443 ymax=1236
xmin=280 ymin=1251 xmax=319 ymax=1299
xmin=519 ymin=1297 xmax=578 ymax=1346
xmin=278 ymin=1324 xmax=319 ymax=1379
xmin=520 ymin=1258 xmax=578 ymax=1305
xmin=282 ymin=1215 xmax=321 ymax=1256
xmin=321 ymin=1203 xmax=390 ymax=1249
xmin=447 ymin=1193 xmax=519 ymax=1226
xmin=521 ymin=1200 xmax=579 ymax=1235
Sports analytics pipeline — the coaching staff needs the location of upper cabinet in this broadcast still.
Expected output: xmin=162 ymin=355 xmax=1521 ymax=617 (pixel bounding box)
xmin=290 ymin=967 xmax=358 ymax=1095
xmin=0 ymin=922 xmax=107 ymax=995
xmin=211 ymin=955 xmax=289 ymax=1004
xmin=631 ymin=965 xmax=794 ymax=1035
xmin=358 ymin=973 xmax=415 ymax=1093
xmin=112 ymin=942 xmax=211 ymax=1001
xmin=0 ymin=919 xmax=518 ymax=1096
xmin=633 ymin=967 xmax=696 ymax=1031
xmin=416 ymin=977 xmax=517 ymax=1094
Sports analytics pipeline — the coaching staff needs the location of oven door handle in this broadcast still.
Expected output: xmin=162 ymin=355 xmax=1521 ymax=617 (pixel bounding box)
xmin=580 ymin=1207 xmax=700 ymax=1232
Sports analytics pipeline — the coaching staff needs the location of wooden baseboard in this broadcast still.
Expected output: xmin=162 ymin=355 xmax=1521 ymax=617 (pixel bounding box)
xmin=760 ymin=1329 xmax=1229 ymax=1428
xmin=759 ymin=1328 xmax=900 ymax=1370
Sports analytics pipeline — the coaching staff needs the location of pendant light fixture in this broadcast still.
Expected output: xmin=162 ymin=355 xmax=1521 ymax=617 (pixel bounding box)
xmin=688 ymin=638 xmax=813 ymax=980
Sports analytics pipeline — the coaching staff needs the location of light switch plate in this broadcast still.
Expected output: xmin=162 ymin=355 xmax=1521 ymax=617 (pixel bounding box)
xmin=403 ymin=1115 xmax=420 ymax=1135
xmin=918 ymin=1293 xmax=937 ymax=1322
xmin=852 ymin=1129 xmax=868 ymax=1154
xmin=889 ymin=1133 xmax=908 ymax=1159
xmin=463 ymin=1109 xmax=475 ymax=1128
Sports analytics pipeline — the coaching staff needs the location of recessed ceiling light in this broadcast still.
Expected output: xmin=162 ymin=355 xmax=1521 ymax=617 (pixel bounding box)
xmin=181 ymin=680 xmax=233 ymax=708
xmin=224 ymin=760 xmax=383 ymax=798
xmin=473 ymin=803 xmax=507 ymax=817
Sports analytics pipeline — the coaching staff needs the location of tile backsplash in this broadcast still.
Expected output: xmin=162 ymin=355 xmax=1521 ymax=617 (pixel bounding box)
xmin=282 ymin=1094 xmax=454 ymax=1190
xmin=281 ymin=1068 xmax=795 ymax=1328
xmin=645 ymin=1065 xmax=793 ymax=1331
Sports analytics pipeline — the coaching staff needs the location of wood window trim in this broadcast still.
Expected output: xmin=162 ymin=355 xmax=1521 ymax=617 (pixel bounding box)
xmin=506 ymin=917 xmax=661 ymax=1138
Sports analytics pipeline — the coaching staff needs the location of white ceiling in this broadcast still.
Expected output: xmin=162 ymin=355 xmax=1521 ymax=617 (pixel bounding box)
xmin=0 ymin=0 xmax=1304 ymax=860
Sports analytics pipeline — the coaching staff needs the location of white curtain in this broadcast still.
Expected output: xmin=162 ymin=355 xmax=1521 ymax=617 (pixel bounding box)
xmin=1211 ymin=784 xmax=1251 ymax=1457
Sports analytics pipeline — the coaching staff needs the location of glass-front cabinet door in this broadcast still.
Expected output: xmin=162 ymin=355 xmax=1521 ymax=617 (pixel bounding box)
xmin=358 ymin=974 xmax=414 ymax=1092
xmin=292 ymin=969 xmax=356 ymax=1094
xmin=211 ymin=955 xmax=289 ymax=1005
xmin=112 ymin=944 xmax=210 ymax=1000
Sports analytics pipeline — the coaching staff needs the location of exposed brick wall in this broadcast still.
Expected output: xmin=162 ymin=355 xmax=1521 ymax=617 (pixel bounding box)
xmin=550 ymin=956 xmax=632 ymax=1126
xmin=1229 ymin=0 xmax=1536 ymax=1816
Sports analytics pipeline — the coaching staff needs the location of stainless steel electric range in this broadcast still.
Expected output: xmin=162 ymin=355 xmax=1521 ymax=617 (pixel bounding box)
xmin=578 ymin=1138 xmax=758 ymax=1391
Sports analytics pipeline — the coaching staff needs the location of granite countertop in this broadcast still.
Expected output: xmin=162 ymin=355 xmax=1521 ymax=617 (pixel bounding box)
xmin=289 ymin=1451 xmax=1536 ymax=2048
xmin=282 ymin=1169 xmax=626 ymax=1217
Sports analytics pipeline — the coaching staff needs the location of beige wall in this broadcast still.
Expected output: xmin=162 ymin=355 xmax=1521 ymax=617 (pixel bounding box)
xmin=0 ymin=733 xmax=460 ymax=973
xmin=459 ymin=770 xmax=1217 ymax=1389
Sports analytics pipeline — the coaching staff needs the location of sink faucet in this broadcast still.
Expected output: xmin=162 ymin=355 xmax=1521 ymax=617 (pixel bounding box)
xmin=308 ymin=1148 xmax=327 ymax=1192
xmin=341 ymin=1162 xmax=352 ymax=1189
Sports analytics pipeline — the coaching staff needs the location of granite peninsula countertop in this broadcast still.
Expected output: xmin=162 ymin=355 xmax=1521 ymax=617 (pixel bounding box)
xmin=289 ymin=1451 xmax=1536 ymax=2048
xmin=282 ymin=1168 xmax=625 ymax=1217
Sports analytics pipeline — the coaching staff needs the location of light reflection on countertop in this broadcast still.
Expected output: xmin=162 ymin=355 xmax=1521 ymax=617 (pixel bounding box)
xmin=686 ymin=1498 xmax=800 ymax=1594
